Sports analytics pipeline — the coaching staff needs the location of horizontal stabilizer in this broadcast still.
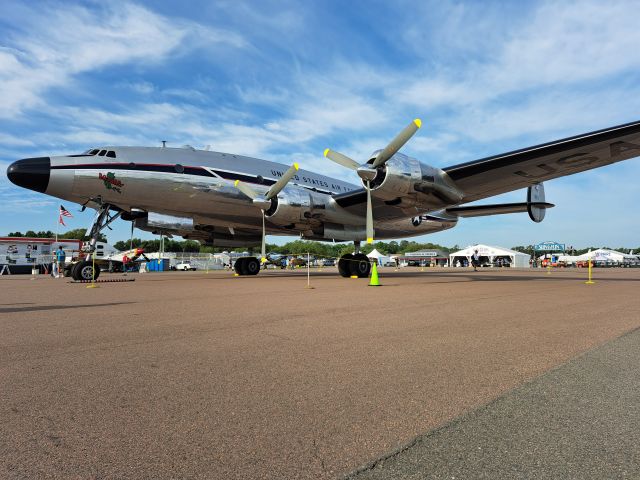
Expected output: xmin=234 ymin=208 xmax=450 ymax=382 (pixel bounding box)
xmin=446 ymin=202 xmax=554 ymax=218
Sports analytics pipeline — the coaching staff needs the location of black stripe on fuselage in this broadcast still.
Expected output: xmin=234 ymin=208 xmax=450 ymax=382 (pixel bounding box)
xmin=51 ymin=163 xmax=337 ymax=195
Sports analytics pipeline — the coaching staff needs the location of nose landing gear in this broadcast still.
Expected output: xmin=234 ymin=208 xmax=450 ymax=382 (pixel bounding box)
xmin=70 ymin=260 xmax=101 ymax=281
xmin=68 ymin=201 xmax=121 ymax=281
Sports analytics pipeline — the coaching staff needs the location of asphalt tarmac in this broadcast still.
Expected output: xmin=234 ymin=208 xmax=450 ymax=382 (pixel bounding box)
xmin=1 ymin=267 xmax=639 ymax=479
xmin=349 ymin=325 xmax=640 ymax=479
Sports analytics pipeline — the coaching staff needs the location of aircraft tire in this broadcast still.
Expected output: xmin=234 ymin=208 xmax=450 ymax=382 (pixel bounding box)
xmin=244 ymin=257 xmax=260 ymax=275
xmin=338 ymin=254 xmax=354 ymax=277
xmin=234 ymin=258 xmax=246 ymax=275
xmin=77 ymin=260 xmax=100 ymax=281
xmin=351 ymin=254 xmax=371 ymax=278
xmin=70 ymin=262 xmax=83 ymax=280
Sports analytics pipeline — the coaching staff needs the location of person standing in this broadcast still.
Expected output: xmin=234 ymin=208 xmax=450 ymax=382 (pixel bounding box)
xmin=51 ymin=257 xmax=58 ymax=278
xmin=472 ymin=249 xmax=480 ymax=272
xmin=55 ymin=246 xmax=66 ymax=278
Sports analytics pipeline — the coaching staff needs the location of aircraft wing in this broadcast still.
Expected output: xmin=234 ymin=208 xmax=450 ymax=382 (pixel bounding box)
xmin=332 ymin=188 xmax=406 ymax=220
xmin=443 ymin=120 xmax=640 ymax=203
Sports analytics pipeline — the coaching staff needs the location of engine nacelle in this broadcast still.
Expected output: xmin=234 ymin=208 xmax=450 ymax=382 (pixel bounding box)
xmin=366 ymin=152 xmax=463 ymax=209
xmin=196 ymin=232 xmax=261 ymax=248
xmin=316 ymin=223 xmax=367 ymax=241
xmin=265 ymin=186 xmax=320 ymax=226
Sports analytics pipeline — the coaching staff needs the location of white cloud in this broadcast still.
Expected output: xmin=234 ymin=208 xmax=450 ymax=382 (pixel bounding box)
xmin=0 ymin=133 xmax=35 ymax=148
xmin=162 ymin=88 xmax=208 ymax=102
xmin=0 ymin=2 xmax=246 ymax=119
xmin=398 ymin=1 xmax=640 ymax=112
xmin=127 ymin=81 xmax=156 ymax=95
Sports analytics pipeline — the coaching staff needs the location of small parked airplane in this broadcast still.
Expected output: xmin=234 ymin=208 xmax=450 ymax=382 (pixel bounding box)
xmin=7 ymin=119 xmax=640 ymax=280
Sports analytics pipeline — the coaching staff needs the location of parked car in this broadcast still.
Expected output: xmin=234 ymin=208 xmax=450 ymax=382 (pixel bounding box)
xmin=174 ymin=262 xmax=197 ymax=271
xmin=289 ymin=257 xmax=307 ymax=267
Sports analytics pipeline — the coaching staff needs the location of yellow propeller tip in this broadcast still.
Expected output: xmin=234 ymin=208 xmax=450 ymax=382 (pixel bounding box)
xmin=293 ymin=162 xmax=299 ymax=170
xmin=323 ymin=148 xmax=330 ymax=157
xmin=367 ymin=237 xmax=374 ymax=244
xmin=413 ymin=118 xmax=422 ymax=128
xmin=234 ymin=180 xmax=239 ymax=187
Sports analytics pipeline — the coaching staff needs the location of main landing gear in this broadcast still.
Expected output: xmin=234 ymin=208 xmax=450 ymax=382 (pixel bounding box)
xmin=234 ymin=257 xmax=261 ymax=276
xmin=70 ymin=260 xmax=101 ymax=281
xmin=337 ymin=241 xmax=372 ymax=278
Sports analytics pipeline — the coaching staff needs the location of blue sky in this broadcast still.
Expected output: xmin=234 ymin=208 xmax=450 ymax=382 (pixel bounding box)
xmin=1 ymin=0 xmax=639 ymax=248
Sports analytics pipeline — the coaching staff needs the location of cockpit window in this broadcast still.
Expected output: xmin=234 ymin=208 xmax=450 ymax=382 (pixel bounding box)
xmin=106 ymin=151 xmax=116 ymax=158
xmin=98 ymin=150 xmax=107 ymax=156
xmin=90 ymin=149 xmax=100 ymax=155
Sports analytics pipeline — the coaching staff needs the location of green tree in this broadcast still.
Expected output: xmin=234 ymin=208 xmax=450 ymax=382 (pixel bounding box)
xmin=59 ymin=228 xmax=107 ymax=243
xmin=7 ymin=230 xmax=60 ymax=238
xmin=107 ymin=238 xmax=460 ymax=257
xmin=113 ymin=240 xmax=129 ymax=251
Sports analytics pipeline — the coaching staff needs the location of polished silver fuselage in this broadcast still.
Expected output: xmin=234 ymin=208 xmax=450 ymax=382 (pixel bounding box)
xmin=46 ymin=146 xmax=456 ymax=244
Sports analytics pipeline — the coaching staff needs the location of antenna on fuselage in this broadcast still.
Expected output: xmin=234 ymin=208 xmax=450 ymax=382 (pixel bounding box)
xmin=161 ymin=140 xmax=167 ymax=148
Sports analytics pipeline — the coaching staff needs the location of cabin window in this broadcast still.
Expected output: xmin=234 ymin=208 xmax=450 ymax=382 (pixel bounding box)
xmin=106 ymin=151 xmax=116 ymax=158
xmin=174 ymin=164 xmax=185 ymax=173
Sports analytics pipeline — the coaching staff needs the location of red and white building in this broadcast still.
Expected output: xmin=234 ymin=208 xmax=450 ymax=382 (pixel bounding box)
xmin=0 ymin=237 xmax=117 ymax=274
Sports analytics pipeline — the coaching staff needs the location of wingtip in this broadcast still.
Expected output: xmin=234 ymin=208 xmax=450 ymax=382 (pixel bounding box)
xmin=413 ymin=118 xmax=422 ymax=128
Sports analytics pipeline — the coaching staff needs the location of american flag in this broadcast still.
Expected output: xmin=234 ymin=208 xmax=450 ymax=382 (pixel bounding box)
xmin=59 ymin=205 xmax=73 ymax=226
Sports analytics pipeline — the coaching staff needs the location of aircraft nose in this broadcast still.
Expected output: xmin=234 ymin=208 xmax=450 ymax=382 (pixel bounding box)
xmin=6 ymin=157 xmax=51 ymax=193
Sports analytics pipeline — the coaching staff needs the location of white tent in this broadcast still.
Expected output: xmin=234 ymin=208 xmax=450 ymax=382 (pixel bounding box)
xmin=450 ymin=244 xmax=530 ymax=268
xmin=575 ymin=248 xmax=639 ymax=263
xmin=367 ymin=248 xmax=391 ymax=266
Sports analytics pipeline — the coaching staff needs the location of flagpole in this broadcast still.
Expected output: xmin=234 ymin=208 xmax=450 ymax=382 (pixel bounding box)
xmin=55 ymin=207 xmax=59 ymax=244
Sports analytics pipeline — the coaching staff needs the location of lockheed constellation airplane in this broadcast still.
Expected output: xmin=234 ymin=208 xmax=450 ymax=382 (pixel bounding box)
xmin=7 ymin=119 xmax=640 ymax=280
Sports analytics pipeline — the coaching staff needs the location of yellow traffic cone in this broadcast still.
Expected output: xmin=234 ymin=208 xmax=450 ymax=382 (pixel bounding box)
xmin=369 ymin=262 xmax=380 ymax=286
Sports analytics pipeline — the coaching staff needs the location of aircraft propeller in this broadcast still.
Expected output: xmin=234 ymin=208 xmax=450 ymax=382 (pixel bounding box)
xmin=324 ymin=118 xmax=421 ymax=243
xmin=234 ymin=162 xmax=299 ymax=262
